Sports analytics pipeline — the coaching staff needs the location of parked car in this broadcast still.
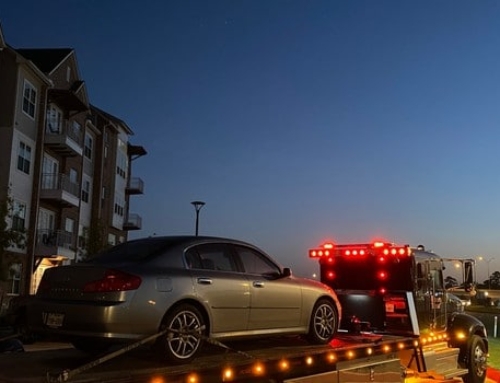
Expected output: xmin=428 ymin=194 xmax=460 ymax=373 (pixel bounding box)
xmin=27 ymin=236 xmax=341 ymax=363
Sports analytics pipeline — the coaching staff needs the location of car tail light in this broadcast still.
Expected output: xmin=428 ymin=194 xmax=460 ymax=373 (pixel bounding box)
xmin=83 ymin=270 xmax=142 ymax=292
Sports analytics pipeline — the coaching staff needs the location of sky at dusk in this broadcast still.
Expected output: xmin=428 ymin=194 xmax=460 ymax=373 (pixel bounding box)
xmin=2 ymin=1 xmax=500 ymax=280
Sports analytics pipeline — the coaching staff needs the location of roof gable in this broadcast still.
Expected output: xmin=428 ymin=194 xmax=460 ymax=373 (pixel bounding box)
xmin=90 ymin=104 xmax=134 ymax=135
xmin=16 ymin=48 xmax=73 ymax=74
xmin=0 ymin=22 xmax=6 ymax=48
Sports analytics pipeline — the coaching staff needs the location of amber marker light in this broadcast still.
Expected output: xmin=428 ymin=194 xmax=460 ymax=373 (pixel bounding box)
xmin=186 ymin=373 xmax=199 ymax=383
xmin=279 ymin=360 xmax=289 ymax=371
xmin=253 ymin=363 xmax=265 ymax=376
xmin=366 ymin=348 xmax=373 ymax=355
xmin=327 ymin=353 xmax=336 ymax=363
xmin=305 ymin=356 xmax=314 ymax=365
xmin=398 ymin=343 xmax=405 ymax=349
xmin=222 ymin=368 xmax=234 ymax=381
xmin=347 ymin=350 xmax=355 ymax=359
xmin=413 ymin=340 xmax=419 ymax=347
xmin=150 ymin=377 xmax=166 ymax=383
xmin=383 ymin=345 xmax=391 ymax=352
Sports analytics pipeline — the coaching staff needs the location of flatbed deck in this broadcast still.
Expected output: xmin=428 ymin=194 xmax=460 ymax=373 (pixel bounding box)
xmin=0 ymin=334 xmax=416 ymax=383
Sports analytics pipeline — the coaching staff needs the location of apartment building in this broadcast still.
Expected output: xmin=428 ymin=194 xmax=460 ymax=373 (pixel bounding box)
xmin=0 ymin=25 xmax=146 ymax=308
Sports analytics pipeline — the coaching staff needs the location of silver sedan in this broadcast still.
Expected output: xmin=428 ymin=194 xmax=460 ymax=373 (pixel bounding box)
xmin=27 ymin=236 xmax=341 ymax=363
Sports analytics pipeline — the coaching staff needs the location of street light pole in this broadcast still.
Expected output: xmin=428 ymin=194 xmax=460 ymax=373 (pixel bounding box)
xmin=191 ymin=201 xmax=205 ymax=236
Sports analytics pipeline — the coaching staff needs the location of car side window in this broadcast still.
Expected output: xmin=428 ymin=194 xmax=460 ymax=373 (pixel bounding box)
xmin=185 ymin=249 xmax=203 ymax=269
xmin=187 ymin=244 xmax=238 ymax=271
xmin=234 ymin=245 xmax=281 ymax=279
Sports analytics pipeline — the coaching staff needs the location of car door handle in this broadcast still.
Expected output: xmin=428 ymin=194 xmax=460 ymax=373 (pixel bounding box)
xmin=197 ymin=278 xmax=213 ymax=285
xmin=253 ymin=281 xmax=265 ymax=288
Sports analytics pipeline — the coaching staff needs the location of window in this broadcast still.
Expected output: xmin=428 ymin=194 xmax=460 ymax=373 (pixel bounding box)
xmin=17 ymin=141 xmax=32 ymax=174
xmin=186 ymin=244 xmax=238 ymax=271
xmin=70 ymin=120 xmax=82 ymax=141
xmin=8 ymin=263 xmax=22 ymax=295
xmin=114 ymin=197 xmax=124 ymax=217
xmin=65 ymin=218 xmax=74 ymax=234
xmin=84 ymin=134 xmax=93 ymax=159
xmin=11 ymin=201 xmax=26 ymax=231
xmin=108 ymin=233 xmax=116 ymax=246
xmin=22 ymin=80 xmax=37 ymax=118
xmin=235 ymin=245 xmax=281 ymax=278
xmin=117 ymin=138 xmax=128 ymax=178
xmin=81 ymin=179 xmax=90 ymax=203
xmin=46 ymin=105 xmax=63 ymax=133
xmin=66 ymin=66 xmax=71 ymax=82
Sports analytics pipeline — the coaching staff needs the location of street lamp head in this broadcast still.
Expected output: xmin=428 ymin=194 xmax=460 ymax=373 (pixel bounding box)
xmin=191 ymin=200 xmax=205 ymax=211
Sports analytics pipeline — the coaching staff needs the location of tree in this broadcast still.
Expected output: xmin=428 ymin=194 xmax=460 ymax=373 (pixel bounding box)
xmin=0 ymin=194 xmax=27 ymax=281
xmin=79 ymin=219 xmax=109 ymax=262
xmin=490 ymin=271 xmax=500 ymax=289
xmin=0 ymin=193 xmax=27 ymax=311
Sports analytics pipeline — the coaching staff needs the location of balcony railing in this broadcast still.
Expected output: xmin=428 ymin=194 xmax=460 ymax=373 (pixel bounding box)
xmin=123 ymin=213 xmax=142 ymax=230
xmin=39 ymin=173 xmax=80 ymax=208
xmin=35 ymin=229 xmax=76 ymax=259
xmin=126 ymin=177 xmax=144 ymax=195
xmin=44 ymin=118 xmax=84 ymax=156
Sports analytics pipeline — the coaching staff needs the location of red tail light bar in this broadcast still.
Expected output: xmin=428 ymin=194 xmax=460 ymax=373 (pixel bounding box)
xmin=83 ymin=269 xmax=142 ymax=293
xmin=309 ymin=241 xmax=411 ymax=258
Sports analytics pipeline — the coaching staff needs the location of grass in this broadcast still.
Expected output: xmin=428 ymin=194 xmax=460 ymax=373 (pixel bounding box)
xmin=488 ymin=337 xmax=500 ymax=370
xmin=463 ymin=305 xmax=500 ymax=370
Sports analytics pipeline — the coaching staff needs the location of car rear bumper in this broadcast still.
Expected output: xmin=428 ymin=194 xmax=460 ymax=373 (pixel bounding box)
xmin=27 ymin=298 xmax=156 ymax=340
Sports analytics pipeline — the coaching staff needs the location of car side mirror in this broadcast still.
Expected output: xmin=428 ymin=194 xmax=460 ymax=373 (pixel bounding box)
xmin=282 ymin=267 xmax=292 ymax=277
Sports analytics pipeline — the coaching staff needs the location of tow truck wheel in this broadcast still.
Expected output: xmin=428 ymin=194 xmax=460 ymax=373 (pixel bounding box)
xmin=462 ymin=335 xmax=487 ymax=383
xmin=157 ymin=304 xmax=205 ymax=363
xmin=306 ymin=299 xmax=338 ymax=344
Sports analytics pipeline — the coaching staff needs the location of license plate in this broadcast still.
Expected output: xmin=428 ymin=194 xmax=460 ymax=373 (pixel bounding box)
xmin=43 ymin=312 xmax=64 ymax=327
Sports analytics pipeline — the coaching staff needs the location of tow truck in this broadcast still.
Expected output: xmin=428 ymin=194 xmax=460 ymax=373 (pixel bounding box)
xmin=0 ymin=242 xmax=489 ymax=383
xmin=308 ymin=241 xmax=488 ymax=383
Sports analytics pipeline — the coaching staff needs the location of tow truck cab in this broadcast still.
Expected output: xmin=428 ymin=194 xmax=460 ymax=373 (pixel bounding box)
xmin=309 ymin=241 xmax=488 ymax=383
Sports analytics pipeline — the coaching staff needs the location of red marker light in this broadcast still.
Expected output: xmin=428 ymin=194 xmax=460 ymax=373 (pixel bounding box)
xmin=327 ymin=271 xmax=336 ymax=280
xmin=380 ymin=287 xmax=387 ymax=294
xmin=345 ymin=250 xmax=351 ymax=256
xmin=324 ymin=243 xmax=334 ymax=249
xmin=378 ymin=256 xmax=386 ymax=263
xmin=378 ymin=271 xmax=387 ymax=280
xmin=373 ymin=242 xmax=385 ymax=248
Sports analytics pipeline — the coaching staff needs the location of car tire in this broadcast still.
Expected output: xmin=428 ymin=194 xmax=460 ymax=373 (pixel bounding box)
xmin=157 ymin=304 xmax=205 ymax=363
xmin=71 ymin=338 xmax=111 ymax=354
xmin=306 ymin=299 xmax=338 ymax=344
xmin=461 ymin=335 xmax=487 ymax=383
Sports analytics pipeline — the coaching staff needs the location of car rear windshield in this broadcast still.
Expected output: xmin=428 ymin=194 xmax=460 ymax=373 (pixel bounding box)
xmin=86 ymin=237 xmax=184 ymax=264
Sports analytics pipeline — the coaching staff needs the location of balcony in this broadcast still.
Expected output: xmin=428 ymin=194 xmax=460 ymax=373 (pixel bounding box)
xmin=34 ymin=229 xmax=76 ymax=260
xmin=40 ymin=173 xmax=80 ymax=208
xmin=126 ymin=177 xmax=144 ymax=195
xmin=44 ymin=119 xmax=84 ymax=157
xmin=123 ymin=213 xmax=142 ymax=230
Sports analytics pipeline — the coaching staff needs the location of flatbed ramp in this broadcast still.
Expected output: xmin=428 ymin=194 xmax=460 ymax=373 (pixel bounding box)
xmin=0 ymin=335 xmax=486 ymax=383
